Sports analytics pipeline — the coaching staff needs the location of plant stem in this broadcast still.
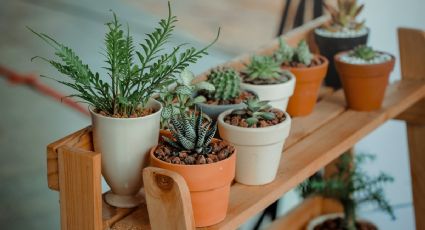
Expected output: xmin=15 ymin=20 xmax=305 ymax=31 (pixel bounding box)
xmin=343 ymin=198 xmax=357 ymax=230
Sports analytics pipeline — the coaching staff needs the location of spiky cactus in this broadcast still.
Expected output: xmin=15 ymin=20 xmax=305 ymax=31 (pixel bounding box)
xmin=207 ymin=68 xmax=241 ymax=100
xmin=243 ymin=55 xmax=289 ymax=84
xmin=295 ymin=40 xmax=313 ymax=66
xmin=163 ymin=110 xmax=216 ymax=155
xmin=351 ymin=45 xmax=378 ymax=61
xmin=323 ymin=0 xmax=365 ymax=32
xmin=231 ymin=98 xmax=276 ymax=127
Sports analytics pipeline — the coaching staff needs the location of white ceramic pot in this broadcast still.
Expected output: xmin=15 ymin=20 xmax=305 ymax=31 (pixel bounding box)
xmin=240 ymin=74 xmax=295 ymax=111
xmin=217 ymin=109 xmax=291 ymax=185
xmin=307 ymin=213 xmax=344 ymax=230
xmin=90 ymin=99 xmax=162 ymax=208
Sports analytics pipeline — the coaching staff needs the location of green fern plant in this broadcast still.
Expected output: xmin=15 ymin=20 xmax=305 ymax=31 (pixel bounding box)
xmin=298 ymin=153 xmax=395 ymax=230
xmin=243 ymin=55 xmax=289 ymax=84
xmin=231 ymin=98 xmax=276 ymax=127
xmin=350 ymin=45 xmax=378 ymax=61
xmin=29 ymin=2 xmax=219 ymax=117
xmin=323 ymin=0 xmax=365 ymax=32
xmin=206 ymin=68 xmax=241 ymax=100
xmin=163 ymin=109 xmax=216 ymax=155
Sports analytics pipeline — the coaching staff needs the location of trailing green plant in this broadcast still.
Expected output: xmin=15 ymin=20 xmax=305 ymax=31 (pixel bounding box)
xmin=350 ymin=45 xmax=378 ymax=61
xmin=298 ymin=152 xmax=395 ymax=230
xmin=158 ymin=69 xmax=214 ymax=128
xmin=163 ymin=109 xmax=216 ymax=155
xmin=243 ymin=55 xmax=290 ymax=84
xmin=322 ymin=0 xmax=365 ymax=32
xmin=29 ymin=2 xmax=219 ymax=117
xmin=274 ymin=39 xmax=313 ymax=66
xmin=231 ymin=98 xmax=276 ymax=127
xmin=206 ymin=68 xmax=241 ymax=100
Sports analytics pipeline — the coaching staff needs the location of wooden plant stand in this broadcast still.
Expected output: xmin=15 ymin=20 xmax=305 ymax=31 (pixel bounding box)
xmin=46 ymin=15 xmax=425 ymax=230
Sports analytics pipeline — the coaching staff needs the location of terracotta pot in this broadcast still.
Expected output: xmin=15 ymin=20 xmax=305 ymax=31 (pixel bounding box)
xmin=150 ymin=132 xmax=236 ymax=227
xmin=90 ymin=99 xmax=161 ymax=208
xmin=285 ymin=55 xmax=329 ymax=117
xmin=334 ymin=52 xmax=395 ymax=111
xmin=217 ymin=109 xmax=291 ymax=185
xmin=307 ymin=213 xmax=377 ymax=230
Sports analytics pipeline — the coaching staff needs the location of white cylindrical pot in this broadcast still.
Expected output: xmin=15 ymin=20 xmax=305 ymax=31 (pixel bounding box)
xmin=241 ymin=74 xmax=295 ymax=111
xmin=307 ymin=213 xmax=375 ymax=230
xmin=90 ymin=99 xmax=162 ymax=208
xmin=217 ymin=109 xmax=291 ymax=185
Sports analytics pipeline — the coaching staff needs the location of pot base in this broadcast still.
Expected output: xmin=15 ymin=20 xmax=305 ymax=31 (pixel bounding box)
xmin=105 ymin=191 xmax=141 ymax=208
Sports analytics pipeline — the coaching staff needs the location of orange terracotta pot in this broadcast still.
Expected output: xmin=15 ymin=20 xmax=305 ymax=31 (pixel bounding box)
xmin=285 ymin=55 xmax=329 ymax=116
xmin=150 ymin=131 xmax=236 ymax=227
xmin=334 ymin=51 xmax=395 ymax=111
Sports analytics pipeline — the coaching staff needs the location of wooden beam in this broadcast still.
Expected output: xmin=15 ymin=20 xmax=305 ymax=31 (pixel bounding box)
xmin=58 ymin=146 xmax=102 ymax=230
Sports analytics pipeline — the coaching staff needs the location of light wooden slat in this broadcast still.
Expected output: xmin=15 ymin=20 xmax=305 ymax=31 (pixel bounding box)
xmin=396 ymin=99 xmax=425 ymax=125
xmin=58 ymin=146 xmax=102 ymax=230
xmin=398 ymin=28 xmax=425 ymax=81
xmin=102 ymin=200 xmax=136 ymax=230
xmin=47 ymin=126 xmax=92 ymax=190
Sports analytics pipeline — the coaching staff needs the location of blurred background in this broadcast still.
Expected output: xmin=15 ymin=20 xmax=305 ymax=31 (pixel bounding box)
xmin=1 ymin=0 xmax=424 ymax=229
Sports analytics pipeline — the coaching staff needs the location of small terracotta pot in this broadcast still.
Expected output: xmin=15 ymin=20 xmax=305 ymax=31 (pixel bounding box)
xmin=150 ymin=131 xmax=236 ymax=227
xmin=334 ymin=52 xmax=395 ymax=111
xmin=285 ymin=55 xmax=329 ymax=116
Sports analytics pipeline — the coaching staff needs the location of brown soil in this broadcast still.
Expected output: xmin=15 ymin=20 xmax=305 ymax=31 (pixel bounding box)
xmin=313 ymin=217 xmax=377 ymax=230
xmin=203 ymin=91 xmax=255 ymax=105
xmin=154 ymin=140 xmax=235 ymax=165
xmin=224 ymin=108 xmax=286 ymax=128
xmin=281 ymin=55 xmax=324 ymax=68
xmin=97 ymin=107 xmax=155 ymax=118
xmin=241 ymin=72 xmax=291 ymax=85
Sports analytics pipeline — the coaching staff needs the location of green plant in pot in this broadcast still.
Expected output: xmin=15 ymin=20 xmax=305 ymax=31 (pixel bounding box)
xmin=29 ymin=2 xmax=218 ymax=208
xmin=299 ymin=153 xmax=395 ymax=230
xmin=315 ymin=0 xmax=369 ymax=89
xmin=217 ymin=98 xmax=291 ymax=185
xmin=150 ymin=108 xmax=236 ymax=227
xmin=196 ymin=67 xmax=254 ymax=120
xmin=240 ymin=55 xmax=295 ymax=111
xmin=334 ymin=45 xmax=395 ymax=111
xmin=276 ymin=39 xmax=329 ymax=117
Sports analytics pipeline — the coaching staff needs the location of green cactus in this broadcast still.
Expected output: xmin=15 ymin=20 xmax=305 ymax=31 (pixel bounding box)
xmin=243 ymin=55 xmax=289 ymax=84
xmin=231 ymin=98 xmax=276 ymax=127
xmin=274 ymin=38 xmax=295 ymax=64
xmin=163 ymin=110 xmax=216 ymax=155
xmin=295 ymin=40 xmax=313 ymax=66
xmin=351 ymin=45 xmax=378 ymax=61
xmin=207 ymin=68 xmax=241 ymax=100
xmin=323 ymin=0 xmax=365 ymax=32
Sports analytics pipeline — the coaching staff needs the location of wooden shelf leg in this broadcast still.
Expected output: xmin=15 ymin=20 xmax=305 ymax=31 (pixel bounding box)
xmin=143 ymin=167 xmax=195 ymax=230
xmin=58 ymin=147 xmax=102 ymax=230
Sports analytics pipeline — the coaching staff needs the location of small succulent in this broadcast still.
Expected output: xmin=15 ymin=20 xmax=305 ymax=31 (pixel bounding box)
xmin=274 ymin=38 xmax=295 ymax=64
xmin=231 ymin=98 xmax=276 ymax=127
xmin=323 ymin=0 xmax=365 ymax=32
xmin=274 ymin=39 xmax=313 ymax=66
xmin=243 ymin=55 xmax=288 ymax=84
xmin=206 ymin=68 xmax=241 ymax=100
xmin=163 ymin=109 xmax=216 ymax=155
xmin=295 ymin=40 xmax=313 ymax=66
xmin=350 ymin=45 xmax=378 ymax=61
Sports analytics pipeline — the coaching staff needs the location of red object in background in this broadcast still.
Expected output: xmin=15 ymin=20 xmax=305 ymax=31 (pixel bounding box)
xmin=0 ymin=65 xmax=90 ymax=116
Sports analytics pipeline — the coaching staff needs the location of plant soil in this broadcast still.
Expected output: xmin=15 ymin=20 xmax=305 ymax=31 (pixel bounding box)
xmin=201 ymin=91 xmax=255 ymax=105
xmin=224 ymin=108 xmax=286 ymax=128
xmin=313 ymin=217 xmax=377 ymax=230
xmin=97 ymin=107 xmax=155 ymax=118
xmin=154 ymin=140 xmax=235 ymax=165
xmin=241 ymin=72 xmax=291 ymax=85
xmin=281 ymin=55 xmax=324 ymax=69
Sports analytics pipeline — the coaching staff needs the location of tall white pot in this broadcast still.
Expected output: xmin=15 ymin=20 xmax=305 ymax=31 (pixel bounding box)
xmin=241 ymin=74 xmax=295 ymax=111
xmin=217 ymin=109 xmax=291 ymax=185
xmin=90 ymin=99 xmax=162 ymax=208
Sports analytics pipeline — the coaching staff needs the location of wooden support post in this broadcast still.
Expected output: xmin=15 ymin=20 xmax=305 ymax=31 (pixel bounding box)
xmin=58 ymin=147 xmax=102 ymax=230
xmin=143 ymin=167 xmax=195 ymax=230
xmin=398 ymin=27 xmax=425 ymax=230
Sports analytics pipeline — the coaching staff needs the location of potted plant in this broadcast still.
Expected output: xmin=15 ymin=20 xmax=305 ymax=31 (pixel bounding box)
xmin=298 ymin=153 xmax=395 ymax=230
xmin=218 ymin=98 xmax=291 ymax=185
xmin=334 ymin=45 xmax=395 ymax=111
xmin=196 ymin=68 xmax=255 ymax=120
xmin=240 ymin=55 xmax=295 ymax=111
xmin=30 ymin=3 xmax=218 ymax=208
xmin=276 ymin=39 xmax=328 ymax=116
xmin=315 ymin=0 xmax=368 ymax=89
xmin=150 ymin=110 xmax=236 ymax=227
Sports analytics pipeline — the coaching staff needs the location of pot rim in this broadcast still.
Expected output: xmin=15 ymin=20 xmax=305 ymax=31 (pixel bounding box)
xmin=334 ymin=50 xmax=396 ymax=67
xmin=307 ymin=212 xmax=376 ymax=230
xmin=240 ymin=71 xmax=296 ymax=88
xmin=89 ymin=98 xmax=163 ymax=120
xmin=314 ymin=27 xmax=370 ymax=39
xmin=150 ymin=133 xmax=237 ymax=169
xmin=195 ymin=90 xmax=257 ymax=108
xmin=217 ymin=108 xmax=291 ymax=132
xmin=282 ymin=54 xmax=329 ymax=71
